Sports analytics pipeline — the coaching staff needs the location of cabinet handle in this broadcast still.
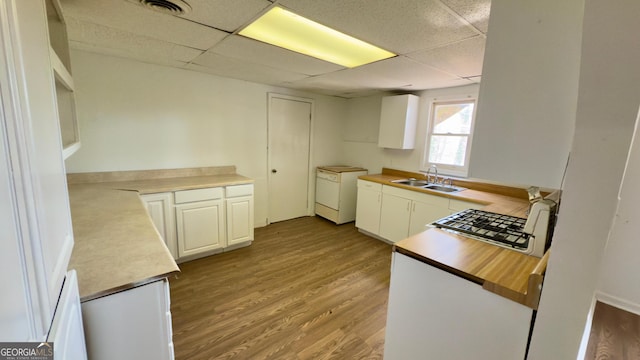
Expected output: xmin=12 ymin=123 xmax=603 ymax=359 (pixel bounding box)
xmin=407 ymin=202 xmax=410 ymax=211
xmin=412 ymin=203 xmax=416 ymax=212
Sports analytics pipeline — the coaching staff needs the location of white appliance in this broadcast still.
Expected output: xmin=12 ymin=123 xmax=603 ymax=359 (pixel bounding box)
xmin=315 ymin=166 xmax=368 ymax=224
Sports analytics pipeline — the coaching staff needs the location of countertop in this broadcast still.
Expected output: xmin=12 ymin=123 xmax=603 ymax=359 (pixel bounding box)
xmin=67 ymin=167 xmax=253 ymax=301
xmin=361 ymin=169 xmax=554 ymax=309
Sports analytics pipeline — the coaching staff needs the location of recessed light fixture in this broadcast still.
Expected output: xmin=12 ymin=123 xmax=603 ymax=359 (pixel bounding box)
xmin=239 ymin=7 xmax=396 ymax=68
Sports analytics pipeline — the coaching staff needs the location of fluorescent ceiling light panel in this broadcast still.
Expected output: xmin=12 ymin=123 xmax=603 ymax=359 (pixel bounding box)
xmin=239 ymin=7 xmax=396 ymax=68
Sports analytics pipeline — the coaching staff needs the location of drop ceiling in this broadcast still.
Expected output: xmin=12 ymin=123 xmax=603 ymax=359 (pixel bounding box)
xmin=59 ymin=0 xmax=490 ymax=98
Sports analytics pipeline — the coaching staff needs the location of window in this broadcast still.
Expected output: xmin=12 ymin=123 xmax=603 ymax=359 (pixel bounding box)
xmin=424 ymin=99 xmax=476 ymax=177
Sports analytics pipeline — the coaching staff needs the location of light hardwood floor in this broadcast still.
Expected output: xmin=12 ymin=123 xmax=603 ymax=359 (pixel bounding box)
xmin=585 ymin=301 xmax=640 ymax=359
xmin=170 ymin=216 xmax=393 ymax=359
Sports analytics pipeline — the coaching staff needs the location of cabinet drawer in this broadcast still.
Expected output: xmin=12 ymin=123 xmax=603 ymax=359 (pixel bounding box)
xmin=357 ymin=179 xmax=382 ymax=191
xmin=226 ymin=184 xmax=254 ymax=198
xmin=174 ymin=187 xmax=223 ymax=204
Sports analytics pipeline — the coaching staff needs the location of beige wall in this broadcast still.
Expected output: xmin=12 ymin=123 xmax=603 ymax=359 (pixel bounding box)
xmin=469 ymin=0 xmax=583 ymax=189
xmin=529 ymin=0 xmax=640 ymax=358
xmin=65 ymin=50 xmax=348 ymax=227
xmin=342 ymin=84 xmax=481 ymax=177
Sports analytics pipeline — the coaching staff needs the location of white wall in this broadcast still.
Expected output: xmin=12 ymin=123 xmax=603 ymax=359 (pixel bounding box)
xmin=342 ymin=84 xmax=480 ymax=175
xmin=65 ymin=50 xmax=348 ymax=227
xmin=597 ymin=108 xmax=640 ymax=312
xmin=469 ymin=0 xmax=583 ymax=189
xmin=528 ymin=0 xmax=640 ymax=358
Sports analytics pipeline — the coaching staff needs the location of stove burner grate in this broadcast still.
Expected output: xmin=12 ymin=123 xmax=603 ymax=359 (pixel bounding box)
xmin=432 ymin=208 xmax=530 ymax=250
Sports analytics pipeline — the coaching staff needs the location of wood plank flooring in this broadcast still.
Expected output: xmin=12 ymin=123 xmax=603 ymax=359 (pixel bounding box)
xmin=169 ymin=216 xmax=393 ymax=360
xmin=585 ymin=301 xmax=640 ymax=359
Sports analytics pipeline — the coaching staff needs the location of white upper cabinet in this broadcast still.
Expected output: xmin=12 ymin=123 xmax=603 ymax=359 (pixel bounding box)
xmin=378 ymin=94 xmax=419 ymax=149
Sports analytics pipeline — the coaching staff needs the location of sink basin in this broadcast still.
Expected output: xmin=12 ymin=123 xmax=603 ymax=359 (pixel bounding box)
xmin=391 ymin=179 xmax=465 ymax=193
xmin=424 ymin=185 xmax=464 ymax=193
xmin=392 ymin=179 xmax=429 ymax=187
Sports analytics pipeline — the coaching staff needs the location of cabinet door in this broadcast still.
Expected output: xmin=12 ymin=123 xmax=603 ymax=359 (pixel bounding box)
xmin=409 ymin=201 xmax=451 ymax=236
xmin=379 ymin=193 xmax=411 ymax=243
xmin=175 ymin=200 xmax=225 ymax=258
xmin=378 ymin=94 xmax=419 ymax=149
xmin=226 ymin=196 xmax=254 ymax=246
xmin=355 ymin=186 xmax=382 ymax=234
xmin=81 ymin=279 xmax=173 ymax=360
xmin=141 ymin=193 xmax=177 ymax=259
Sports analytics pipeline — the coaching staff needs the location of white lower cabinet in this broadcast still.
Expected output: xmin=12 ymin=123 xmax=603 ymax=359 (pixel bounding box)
xmin=176 ymin=199 xmax=225 ymax=257
xmin=379 ymin=193 xmax=412 ymax=242
xmin=355 ymin=180 xmax=383 ymax=235
xmin=141 ymin=193 xmax=177 ymax=259
xmin=379 ymin=185 xmax=451 ymax=243
xmin=409 ymin=200 xmax=451 ymax=236
xmin=384 ymin=253 xmax=532 ymax=359
xmin=82 ymin=279 xmax=174 ymax=360
xmin=226 ymin=195 xmax=254 ymax=247
xmin=145 ymin=184 xmax=255 ymax=261
xmin=356 ymin=181 xmax=485 ymax=243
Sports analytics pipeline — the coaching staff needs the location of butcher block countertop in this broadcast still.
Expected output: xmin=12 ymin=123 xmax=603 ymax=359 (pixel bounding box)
xmin=362 ymin=168 xmax=555 ymax=309
xmin=67 ymin=166 xmax=253 ymax=301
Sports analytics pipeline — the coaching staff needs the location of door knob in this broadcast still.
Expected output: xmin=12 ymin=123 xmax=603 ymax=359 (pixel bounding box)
xmin=271 ymin=169 xmax=277 ymax=173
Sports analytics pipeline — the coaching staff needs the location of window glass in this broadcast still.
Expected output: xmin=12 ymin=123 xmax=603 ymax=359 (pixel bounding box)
xmin=424 ymin=99 xmax=476 ymax=177
xmin=428 ymin=135 xmax=468 ymax=166
xmin=433 ymin=103 xmax=474 ymax=134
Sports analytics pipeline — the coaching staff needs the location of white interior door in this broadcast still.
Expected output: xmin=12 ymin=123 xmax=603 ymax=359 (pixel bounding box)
xmin=268 ymin=94 xmax=312 ymax=223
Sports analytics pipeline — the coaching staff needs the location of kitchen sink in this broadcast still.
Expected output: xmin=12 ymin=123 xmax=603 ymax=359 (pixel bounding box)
xmin=424 ymin=185 xmax=465 ymax=193
xmin=392 ymin=179 xmax=429 ymax=187
xmin=392 ymin=179 xmax=465 ymax=193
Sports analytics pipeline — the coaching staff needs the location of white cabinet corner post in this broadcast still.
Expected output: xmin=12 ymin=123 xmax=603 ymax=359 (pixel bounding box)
xmin=141 ymin=192 xmax=178 ymax=259
xmin=0 ymin=1 xmax=86 ymax=357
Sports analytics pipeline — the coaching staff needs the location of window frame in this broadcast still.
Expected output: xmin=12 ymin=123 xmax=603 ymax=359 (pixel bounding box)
xmin=422 ymin=98 xmax=478 ymax=177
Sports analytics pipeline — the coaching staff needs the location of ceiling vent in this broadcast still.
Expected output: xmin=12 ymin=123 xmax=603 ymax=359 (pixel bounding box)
xmin=135 ymin=0 xmax=191 ymax=15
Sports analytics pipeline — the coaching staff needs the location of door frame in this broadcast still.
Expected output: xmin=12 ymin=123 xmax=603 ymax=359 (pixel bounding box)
xmin=266 ymin=93 xmax=315 ymax=225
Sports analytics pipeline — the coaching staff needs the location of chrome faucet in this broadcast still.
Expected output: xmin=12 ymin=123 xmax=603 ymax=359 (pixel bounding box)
xmin=424 ymin=165 xmax=438 ymax=184
xmin=443 ymin=178 xmax=453 ymax=187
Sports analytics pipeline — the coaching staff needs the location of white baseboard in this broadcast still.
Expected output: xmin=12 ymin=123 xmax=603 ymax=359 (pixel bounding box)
xmin=595 ymin=291 xmax=640 ymax=315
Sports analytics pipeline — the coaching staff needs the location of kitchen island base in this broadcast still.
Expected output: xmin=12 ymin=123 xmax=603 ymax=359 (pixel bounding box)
xmin=384 ymin=253 xmax=533 ymax=359
xmin=81 ymin=278 xmax=174 ymax=360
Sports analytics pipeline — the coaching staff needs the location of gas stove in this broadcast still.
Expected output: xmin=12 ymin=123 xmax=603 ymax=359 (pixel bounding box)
xmin=433 ymin=209 xmax=531 ymax=251
xmin=432 ymin=198 xmax=556 ymax=257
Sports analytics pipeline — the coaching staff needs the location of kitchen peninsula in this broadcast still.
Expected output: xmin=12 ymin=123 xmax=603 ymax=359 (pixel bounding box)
xmin=357 ymin=168 xmax=556 ymax=359
xmin=67 ymin=166 xmax=254 ymax=359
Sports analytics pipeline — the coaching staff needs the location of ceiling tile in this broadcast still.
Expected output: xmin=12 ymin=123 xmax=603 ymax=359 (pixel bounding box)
xmin=290 ymin=68 xmax=397 ymax=91
xmin=440 ymin=0 xmax=491 ymax=34
xmin=208 ymin=35 xmax=345 ymax=76
xmin=176 ymin=0 xmax=273 ymax=32
xmin=61 ymin=0 xmax=228 ymax=50
xmin=278 ymin=0 xmax=479 ymax=54
xmin=408 ymin=36 xmax=485 ymax=78
xmin=66 ymin=17 xmax=203 ymax=64
xmin=288 ymin=56 xmax=468 ymax=93
xmin=355 ymin=56 xmax=464 ymax=89
xmin=189 ymin=52 xmax=310 ymax=85
xmin=70 ymin=41 xmax=191 ymax=68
